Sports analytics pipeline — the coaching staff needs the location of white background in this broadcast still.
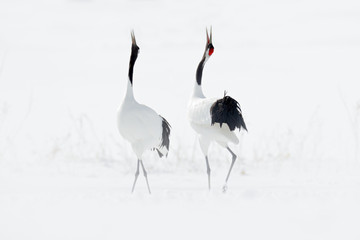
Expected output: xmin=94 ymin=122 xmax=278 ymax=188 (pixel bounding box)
xmin=1 ymin=0 xmax=360 ymax=239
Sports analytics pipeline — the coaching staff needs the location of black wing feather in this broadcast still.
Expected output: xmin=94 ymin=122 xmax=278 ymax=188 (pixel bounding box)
xmin=210 ymin=94 xmax=247 ymax=131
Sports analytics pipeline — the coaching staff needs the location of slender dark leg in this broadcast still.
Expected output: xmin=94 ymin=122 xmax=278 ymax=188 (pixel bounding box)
xmin=131 ymin=159 xmax=140 ymax=193
xmin=223 ymin=147 xmax=237 ymax=193
xmin=140 ymin=160 xmax=151 ymax=194
xmin=205 ymin=156 xmax=211 ymax=190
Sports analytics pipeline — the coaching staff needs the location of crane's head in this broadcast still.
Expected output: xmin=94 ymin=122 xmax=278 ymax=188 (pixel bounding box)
xmin=130 ymin=30 xmax=140 ymax=61
xmin=204 ymin=27 xmax=214 ymax=60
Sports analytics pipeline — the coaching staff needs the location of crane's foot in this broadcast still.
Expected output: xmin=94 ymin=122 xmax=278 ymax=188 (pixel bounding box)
xmin=222 ymin=184 xmax=228 ymax=193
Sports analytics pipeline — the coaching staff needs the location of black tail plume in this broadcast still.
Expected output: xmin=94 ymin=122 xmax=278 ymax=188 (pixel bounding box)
xmin=160 ymin=116 xmax=171 ymax=150
xmin=210 ymin=93 xmax=247 ymax=131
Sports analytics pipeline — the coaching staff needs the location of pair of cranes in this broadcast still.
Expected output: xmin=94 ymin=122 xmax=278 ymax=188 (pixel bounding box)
xmin=117 ymin=28 xmax=247 ymax=194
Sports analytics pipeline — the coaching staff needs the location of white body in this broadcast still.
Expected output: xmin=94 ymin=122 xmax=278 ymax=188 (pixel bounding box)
xmin=188 ymin=83 xmax=239 ymax=155
xmin=117 ymin=81 xmax=167 ymax=159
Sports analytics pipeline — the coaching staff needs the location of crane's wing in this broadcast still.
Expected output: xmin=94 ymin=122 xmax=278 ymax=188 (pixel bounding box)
xmin=188 ymin=97 xmax=217 ymax=126
xmin=188 ymin=95 xmax=247 ymax=132
xmin=118 ymin=102 xmax=171 ymax=157
xmin=119 ymin=103 xmax=162 ymax=141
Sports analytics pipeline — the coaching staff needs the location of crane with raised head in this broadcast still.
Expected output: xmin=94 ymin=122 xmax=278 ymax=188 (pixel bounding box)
xmin=188 ymin=27 xmax=247 ymax=192
xmin=117 ymin=31 xmax=171 ymax=194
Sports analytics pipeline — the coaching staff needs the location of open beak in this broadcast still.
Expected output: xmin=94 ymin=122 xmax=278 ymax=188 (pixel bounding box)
xmin=131 ymin=30 xmax=137 ymax=46
xmin=206 ymin=26 xmax=212 ymax=44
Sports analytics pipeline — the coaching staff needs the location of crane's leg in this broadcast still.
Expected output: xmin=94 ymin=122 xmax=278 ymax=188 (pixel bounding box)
xmin=205 ymin=155 xmax=211 ymax=190
xmin=199 ymin=136 xmax=211 ymax=190
xmin=131 ymin=159 xmax=140 ymax=193
xmin=223 ymin=147 xmax=237 ymax=193
xmin=140 ymin=160 xmax=151 ymax=194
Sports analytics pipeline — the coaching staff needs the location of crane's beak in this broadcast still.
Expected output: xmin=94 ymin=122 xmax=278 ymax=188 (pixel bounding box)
xmin=131 ymin=30 xmax=137 ymax=46
xmin=206 ymin=26 xmax=212 ymax=44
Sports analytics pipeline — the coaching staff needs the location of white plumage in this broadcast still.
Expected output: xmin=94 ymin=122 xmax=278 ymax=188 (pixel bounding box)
xmin=118 ymin=92 xmax=169 ymax=158
xmin=188 ymin=97 xmax=239 ymax=145
xmin=188 ymin=28 xmax=247 ymax=192
xmin=117 ymin=31 xmax=171 ymax=194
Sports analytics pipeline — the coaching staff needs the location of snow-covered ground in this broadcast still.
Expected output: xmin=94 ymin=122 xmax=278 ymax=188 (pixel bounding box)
xmin=1 ymin=169 xmax=360 ymax=239
xmin=1 ymin=0 xmax=360 ymax=239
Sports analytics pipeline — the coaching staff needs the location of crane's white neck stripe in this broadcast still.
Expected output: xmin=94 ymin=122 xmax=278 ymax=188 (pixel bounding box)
xmin=193 ymin=81 xmax=205 ymax=98
xmin=125 ymin=78 xmax=135 ymax=100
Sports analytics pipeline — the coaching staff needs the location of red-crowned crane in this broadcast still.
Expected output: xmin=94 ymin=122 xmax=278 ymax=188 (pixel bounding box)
xmin=117 ymin=31 xmax=171 ymax=194
xmin=188 ymin=28 xmax=247 ymax=192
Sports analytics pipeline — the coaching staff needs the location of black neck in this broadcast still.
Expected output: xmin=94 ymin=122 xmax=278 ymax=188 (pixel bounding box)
xmin=128 ymin=46 xmax=138 ymax=85
xmin=196 ymin=57 xmax=205 ymax=85
xmin=128 ymin=66 xmax=134 ymax=85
